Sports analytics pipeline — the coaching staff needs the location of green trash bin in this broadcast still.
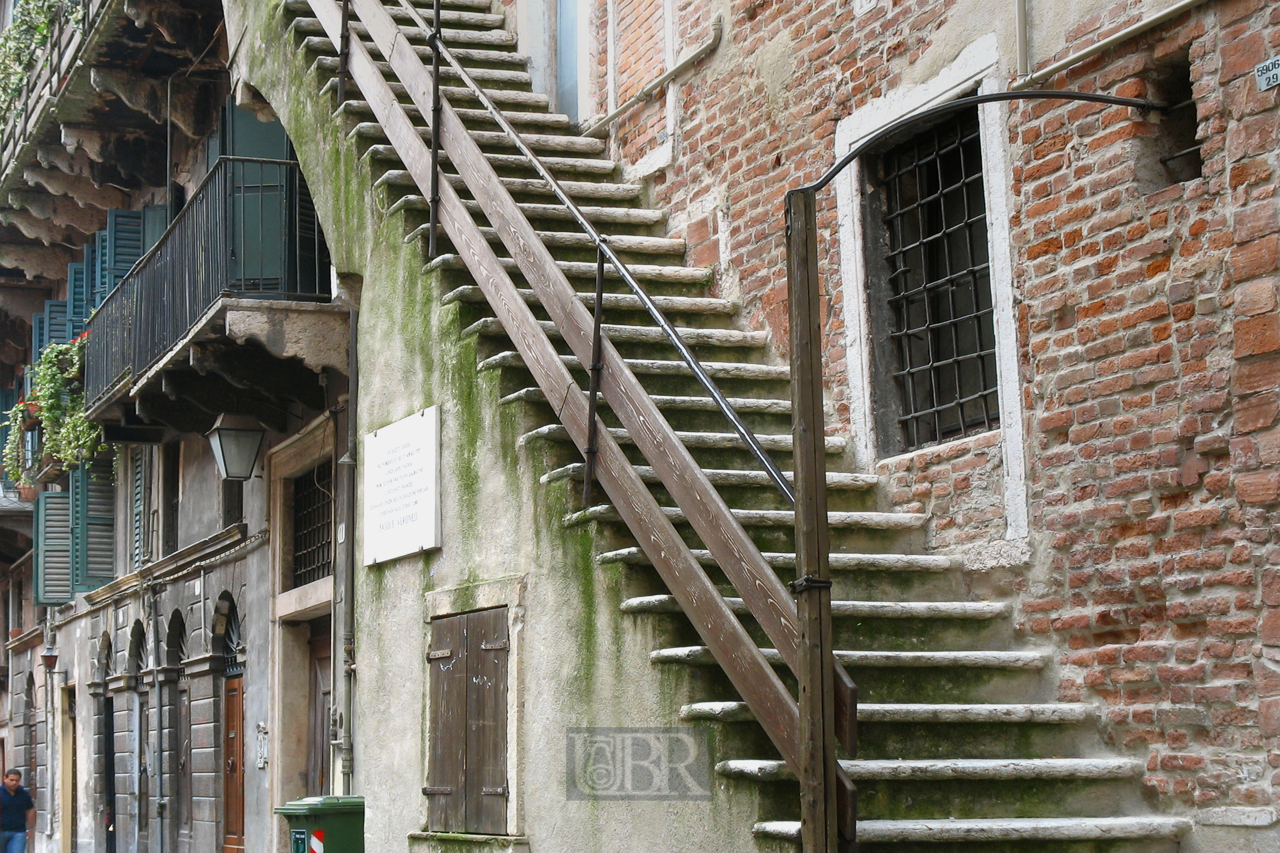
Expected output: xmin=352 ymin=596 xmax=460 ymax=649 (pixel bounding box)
xmin=275 ymin=796 xmax=365 ymax=853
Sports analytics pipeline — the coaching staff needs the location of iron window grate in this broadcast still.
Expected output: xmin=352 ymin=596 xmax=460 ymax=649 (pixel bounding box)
xmin=292 ymin=461 xmax=334 ymax=588
xmin=878 ymin=108 xmax=999 ymax=451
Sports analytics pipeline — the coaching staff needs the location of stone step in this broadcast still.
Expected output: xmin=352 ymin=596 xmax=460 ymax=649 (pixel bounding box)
xmin=621 ymin=595 xmax=1008 ymax=620
xmin=361 ymin=126 xmax=607 ymax=157
xmin=298 ymin=35 xmax=531 ymax=71
xmin=720 ymin=757 xmax=1144 ymax=782
xmin=651 ymin=646 xmax=1050 ymax=670
xmin=546 ymin=465 xmax=875 ymax=489
xmin=571 ymin=504 xmax=918 ymax=530
xmin=322 ymin=75 xmax=550 ymax=111
xmin=369 ymin=145 xmax=617 ymax=177
xmin=338 ymin=99 xmax=572 ymax=132
xmin=431 ymin=228 xmax=677 ymax=257
xmin=313 ymin=56 xmax=533 ymax=89
xmin=521 ymin=394 xmax=788 ymax=419
xmin=462 ymin=318 xmax=763 ymax=349
xmin=283 ymin=0 xmax=504 ymax=29
xmin=680 ymin=702 xmax=1094 ymax=724
xmin=401 ymin=198 xmax=663 ymax=228
xmin=479 ymin=352 xmax=780 ymax=380
xmin=430 ymin=254 xmax=708 ymax=284
xmin=599 ymin=547 xmax=962 ymax=572
xmin=754 ymin=817 xmax=1191 ymax=844
xmin=530 ymin=424 xmax=846 ymax=455
xmin=291 ymin=18 xmax=518 ymax=49
xmin=376 ymin=169 xmax=642 ymax=201
xmin=444 ymin=286 xmax=736 ymax=317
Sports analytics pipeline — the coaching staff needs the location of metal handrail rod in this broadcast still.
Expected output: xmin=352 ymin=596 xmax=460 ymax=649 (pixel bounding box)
xmin=800 ymin=89 xmax=1156 ymax=196
xmin=429 ymin=37 xmax=797 ymax=506
xmin=581 ymin=14 xmax=723 ymax=139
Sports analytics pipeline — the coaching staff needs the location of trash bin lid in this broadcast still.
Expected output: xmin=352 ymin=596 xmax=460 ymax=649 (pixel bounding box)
xmin=275 ymin=796 xmax=366 ymax=816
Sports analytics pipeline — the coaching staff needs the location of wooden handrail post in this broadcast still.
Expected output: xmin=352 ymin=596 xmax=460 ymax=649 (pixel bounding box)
xmin=787 ymin=189 xmax=842 ymax=853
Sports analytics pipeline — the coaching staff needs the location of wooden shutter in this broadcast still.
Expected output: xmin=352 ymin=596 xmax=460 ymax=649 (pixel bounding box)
xmin=465 ymin=607 xmax=508 ymax=835
xmin=35 ymin=492 xmax=73 ymax=605
xmin=71 ymin=459 xmax=115 ymax=591
xmin=427 ymin=613 xmax=467 ymax=831
xmin=142 ymin=205 xmax=168 ymax=253
xmin=130 ymin=447 xmax=151 ymax=569
xmin=104 ymin=211 xmax=144 ymax=293
xmin=67 ymin=263 xmax=89 ymax=318
xmin=426 ymin=608 xmax=508 ymax=834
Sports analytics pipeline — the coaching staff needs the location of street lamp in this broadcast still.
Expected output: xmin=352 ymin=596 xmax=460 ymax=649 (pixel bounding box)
xmin=206 ymin=413 xmax=267 ymax=481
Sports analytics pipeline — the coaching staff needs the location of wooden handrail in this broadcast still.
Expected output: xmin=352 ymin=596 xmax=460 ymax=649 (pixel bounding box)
xmin=304 ymin=0 xmax=858 ymax=791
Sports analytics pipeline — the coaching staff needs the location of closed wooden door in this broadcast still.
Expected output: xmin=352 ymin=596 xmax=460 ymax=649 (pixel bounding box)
xmin=222 ymin=677 xmax=244 ymax=853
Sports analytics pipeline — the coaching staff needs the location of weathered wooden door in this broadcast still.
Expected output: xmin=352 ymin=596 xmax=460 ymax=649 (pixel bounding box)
xmin=308 ymin=631 xmax=332 ymax=796
xmin=222 ymin=677 xmax=244 ymax=853
xmin=426 ymin=607 xmax=508 ymax=835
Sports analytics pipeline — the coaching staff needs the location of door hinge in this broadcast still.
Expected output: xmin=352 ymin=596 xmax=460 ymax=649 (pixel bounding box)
xmin=480 ymin=639 xmax=509 ymax=651
xmin=481 ymin=785 xmax=509 ymax=797
xmin=427 ymin=649 xmax=452 ymax=660
xmin=421 ymin=786 xmax=453 ymax=795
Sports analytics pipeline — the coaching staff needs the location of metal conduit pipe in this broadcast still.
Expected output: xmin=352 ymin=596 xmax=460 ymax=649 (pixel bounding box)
xmin=148 ymin=583 xmax=164 ymax=853
xmin=1015 ymin=0 xmax=1029 ymax=77
xmin=337 ymin=307 xmax=359 ymax=795
xmin=1014 ymin=0 xmax=1212 ymax=89
xmin=582 ymin=14 xmax=723 ymax=138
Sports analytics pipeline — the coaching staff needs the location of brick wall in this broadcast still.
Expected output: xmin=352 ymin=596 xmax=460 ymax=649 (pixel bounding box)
xmin=597 ymin=0 xmax=1280 ymax=813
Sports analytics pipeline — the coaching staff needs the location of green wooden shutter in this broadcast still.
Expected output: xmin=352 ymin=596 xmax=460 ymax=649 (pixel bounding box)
xmin=35 ymin=492 xmax=73 ymax=605
xmin=67 ymin=263 xmax=89 ymax=318
xmin=143 ymin=205 xmax=168 ymax=252
xmin=70 ymin=460 xmax=115 ymax=592
xmin=130 ymin=447 xmax=150 ymax=569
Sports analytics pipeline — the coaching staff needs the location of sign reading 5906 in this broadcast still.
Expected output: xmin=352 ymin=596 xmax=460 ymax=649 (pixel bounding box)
xmin=1257 ymin=57 xmax=1280 ymax=92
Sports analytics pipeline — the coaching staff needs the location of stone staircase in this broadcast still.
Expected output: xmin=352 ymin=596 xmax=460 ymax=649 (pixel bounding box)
xmin=281 ymin=0 xmax=1192 ymax=848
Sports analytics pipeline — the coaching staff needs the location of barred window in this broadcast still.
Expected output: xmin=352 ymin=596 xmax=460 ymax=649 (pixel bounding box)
xmin=866 ymin=107 xmax=999 ymax=454
xmin=291 ymin=461 xmax=333 ymax=587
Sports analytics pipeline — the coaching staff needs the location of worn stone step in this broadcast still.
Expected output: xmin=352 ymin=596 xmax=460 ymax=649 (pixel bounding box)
xmin=302 ymin=34 xmax=531 ymax=72
xmin=431 ymin=228 xmax=677 ymax=257
xmin=376 ymin=169 xmax=641 ymax=201
xmin=463 ymin=318 xmax=762 ymax=349
xmin=322 ymin=75 xmax=550 ymax=111
xmin=548 ymin=465 xmax=875 ymax=489
xmin=369 ymin=145 xmax=616 ymax=177
xmin=531 ymin=424 xmax=845 ymax=455
xmin=573 ymin=504 xmax=918 ymax=529
xmin=313 ymin=54 xmax=531 ymax=88
xmin=621 ymin=595 xmax=1008 ymax=620
xmin=651 ymin=646 xmax=1050 ymax=670
xmin=520 ymin=394 xmax=788 ymax=420
xmin=599 ymin=547 xmax=962 ymax=572
xmin=338 ymin=99 xmax=572 ymax=131
xmin=283 ymin=0 xmax=504 ymax=29
xmin=754 ymin=817 xmax=1191 ymax=844
xmin=680 ymin=701 xmax=1094 ymax=724
xmin=444 ymin=286 xmax=735 ymax=317
xmin=291 ymin=18 xmax=518 ymax=49
xmin=360 ymin=125 xmax=608 ymax=157
xmin=720 ymin=757 xmax=1144 ymax=782
xmin=430 ymin=254 xmax=709 ymax=285
xmin=480 ymin=352 xmax=779 ymax=380
xmin=405 ymin=198 xmax=663 ymax=228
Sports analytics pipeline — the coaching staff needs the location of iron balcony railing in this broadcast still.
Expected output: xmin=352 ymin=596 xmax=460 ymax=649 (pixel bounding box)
xmin=86 ymin=156 xmax=330 ymax=406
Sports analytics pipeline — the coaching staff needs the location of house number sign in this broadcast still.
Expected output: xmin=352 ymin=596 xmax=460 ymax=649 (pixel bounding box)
xmin=1257 ymin=56 xmax=1280 ymax=92
xmin=363 ymin=405 xmax=442 ymax=563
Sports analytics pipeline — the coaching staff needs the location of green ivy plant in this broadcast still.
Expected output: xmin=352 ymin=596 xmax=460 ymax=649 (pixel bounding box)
xmin=0 ymin=0 xmax=84 ymax=118
xmin=2 ymin=338 xmax=102 ymax=484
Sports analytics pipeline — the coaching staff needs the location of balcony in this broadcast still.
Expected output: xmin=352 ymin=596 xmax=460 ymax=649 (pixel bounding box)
xmin=86 ymin=156 xmax=337 ymax=415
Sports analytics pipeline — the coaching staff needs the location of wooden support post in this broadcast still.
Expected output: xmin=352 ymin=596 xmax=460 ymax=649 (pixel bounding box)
xmin=787 ymin=189 xmax=840 ymax=853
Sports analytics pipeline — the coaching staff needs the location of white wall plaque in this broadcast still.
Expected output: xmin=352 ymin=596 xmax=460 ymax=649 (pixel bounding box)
xmin=363 ymin=406 xmax=442 ymax=564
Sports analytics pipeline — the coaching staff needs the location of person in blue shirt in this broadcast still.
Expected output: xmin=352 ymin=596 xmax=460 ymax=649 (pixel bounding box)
xmin=0 ymin=769 xmax=34 ymax=853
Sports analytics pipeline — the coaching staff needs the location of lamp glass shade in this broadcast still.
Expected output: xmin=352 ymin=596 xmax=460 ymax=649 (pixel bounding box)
xmin=207 ymin=414 xmax=266 ymax=481
xmin=40 ymin=645 xmax=57 ymax=670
